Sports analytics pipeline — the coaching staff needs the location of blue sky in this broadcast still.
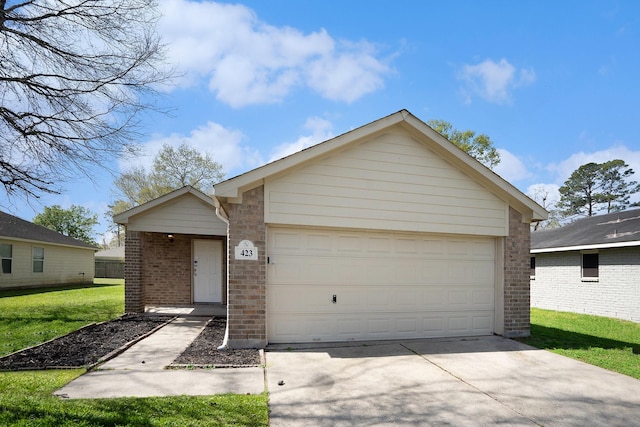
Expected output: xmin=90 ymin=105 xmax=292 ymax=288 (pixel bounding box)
xmin=3 ymin=0 xmax=640 ymax=242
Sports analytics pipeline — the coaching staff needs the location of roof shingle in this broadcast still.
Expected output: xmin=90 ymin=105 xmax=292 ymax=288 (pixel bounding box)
xmin=531 ymin=208 xmax=640 ymax=250
xmin=0 ymin=211 xmax=97 ymax=250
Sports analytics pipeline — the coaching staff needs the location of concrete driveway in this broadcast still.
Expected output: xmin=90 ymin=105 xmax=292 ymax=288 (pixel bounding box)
xmin=265 ymin=336 xmax=640 ymax=426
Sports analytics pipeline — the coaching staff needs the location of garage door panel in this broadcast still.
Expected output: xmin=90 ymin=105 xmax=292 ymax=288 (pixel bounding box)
xmin=268 ymin=227 xmax=495 ymax=343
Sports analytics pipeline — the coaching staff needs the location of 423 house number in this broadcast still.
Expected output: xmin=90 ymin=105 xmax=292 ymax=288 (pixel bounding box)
xmin=235 ymin=240 xmax=258 ymax=260
xmin=239 ymin=248 xmax=254 ymax=257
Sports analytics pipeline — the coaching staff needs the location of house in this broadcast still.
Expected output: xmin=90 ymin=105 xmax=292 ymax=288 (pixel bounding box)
xmin=115 ymin=110 xmax=547 ymax=348
xmin=95 ymin=246 xmax=125 ymax=279
xmin=0 ymin=211 xmax=97 ymax=289
xmin=531 ymin=208 xmax=640 ymax=322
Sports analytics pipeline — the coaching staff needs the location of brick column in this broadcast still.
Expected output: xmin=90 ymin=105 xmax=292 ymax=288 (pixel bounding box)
xmin=124 ymin=230 xmax=144 ymax=313
xmin=224 ymin=186 xmax=267 ymax=348
xmin=503 ymin=207 xmax=531 ymax=338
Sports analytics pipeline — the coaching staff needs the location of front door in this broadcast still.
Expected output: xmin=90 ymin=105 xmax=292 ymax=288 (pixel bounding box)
xmin=193 ymin=239 xmax=222 ymax=303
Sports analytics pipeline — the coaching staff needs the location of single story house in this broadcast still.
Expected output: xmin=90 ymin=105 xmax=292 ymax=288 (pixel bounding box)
xmin=0 ymin=211 xmax=96 ymax=289
xmin=95 ymin=246 xmax=125 ymax=279
xmin=115 ymin=110 xmax=547 ymax=348
xmin=531 ymin=208 xmax=640 ymax=322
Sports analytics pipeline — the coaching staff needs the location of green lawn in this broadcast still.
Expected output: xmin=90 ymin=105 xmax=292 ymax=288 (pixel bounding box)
xmin=522 ymin=308 xmax=640 ymax=379
xmin=0 ymin=283 xmax=124 ymax=357
xmin=0 ymin=369 xmax=268 ymax=426
xmin=0 ymin=282 xmax=269 ymax=426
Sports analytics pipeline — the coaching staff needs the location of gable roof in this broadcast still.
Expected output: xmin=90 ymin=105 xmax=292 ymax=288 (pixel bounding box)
xmin=531 ymin=208 xmax=640 ymax=253
xmin=214 ymin=109 xmax=547 ymax=222
xmin=113 ymin=186 xmax=220 ymax=224
xmin=0 ymin=211 xmax=97 ymax=250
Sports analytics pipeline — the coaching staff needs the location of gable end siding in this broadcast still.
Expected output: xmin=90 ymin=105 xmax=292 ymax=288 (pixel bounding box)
xmin=265 ymin=131 xmax=508 ymax=236
xmin=127 ymin=194 xmax=226 ymax=235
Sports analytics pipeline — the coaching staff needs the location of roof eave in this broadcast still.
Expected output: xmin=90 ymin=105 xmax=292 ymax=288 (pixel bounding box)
xmin=214 ymin=111 xmax=406 ymax=201
xmin=531 ymin=240 xmax=640 ymax=253
xmin=114 ymin=186 xmax=216 ymax=224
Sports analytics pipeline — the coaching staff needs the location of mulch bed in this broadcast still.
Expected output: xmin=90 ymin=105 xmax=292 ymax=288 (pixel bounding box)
xmin=171 ymin=317 xmax=262 ymax=368
xmin=0 ymin=314 xmax=172 ymax=370
xmin=0 ymin=315 xmax=261 ymax=370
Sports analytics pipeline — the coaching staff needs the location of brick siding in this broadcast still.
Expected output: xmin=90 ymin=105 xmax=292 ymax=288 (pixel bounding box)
xmin=531 ymin=247 xmax=640 ymax=322
xmin=124 ymin=230 xmax=143 ymax=313
xmin=124 ymin=230 xmax=226 ymax=311
xmin=503 ymin=207 xmax=531 ymax=338
xmin=222 ymin=186 xmax=267 ymax=349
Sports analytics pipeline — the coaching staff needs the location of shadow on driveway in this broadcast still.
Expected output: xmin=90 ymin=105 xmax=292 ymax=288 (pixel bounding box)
xmin=266 ymin=336 xmax=640 ymax=427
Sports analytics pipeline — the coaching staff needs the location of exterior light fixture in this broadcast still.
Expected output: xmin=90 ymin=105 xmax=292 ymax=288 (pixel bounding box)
xmin=168 ymin=234 xmax=175 ymax=242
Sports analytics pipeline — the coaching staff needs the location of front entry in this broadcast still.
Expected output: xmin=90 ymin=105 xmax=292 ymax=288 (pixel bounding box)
xmin=193 ymin=239 xmax=222 ymax=303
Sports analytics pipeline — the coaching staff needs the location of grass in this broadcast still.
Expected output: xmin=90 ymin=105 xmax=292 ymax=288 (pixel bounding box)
xmin=0 ymin=282 xmax=124 ymax=357
xmin=0 ymin=281 xmax=269 ymax=426
xmin=0 ymin=369 xmax=269 ymax=426
xmin=522 ymin=308 xmax=640 ymax=379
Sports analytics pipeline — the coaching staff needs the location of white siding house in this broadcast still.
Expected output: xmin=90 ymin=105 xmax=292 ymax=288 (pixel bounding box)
xmin=0 ymin=211 xmax=96 ymax=289
xmin=531 ymin=209 xmax=640 ymax=322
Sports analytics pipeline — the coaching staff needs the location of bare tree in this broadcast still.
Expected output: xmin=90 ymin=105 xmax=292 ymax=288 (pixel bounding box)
xmin=528 ymin=184 xmax=561 ymax=230
xmin=0 ymin=0 xmax=169 ymax=199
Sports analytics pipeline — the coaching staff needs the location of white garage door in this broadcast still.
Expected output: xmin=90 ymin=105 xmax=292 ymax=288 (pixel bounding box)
xmin=267 ymin=227 xmax=496 ymax=343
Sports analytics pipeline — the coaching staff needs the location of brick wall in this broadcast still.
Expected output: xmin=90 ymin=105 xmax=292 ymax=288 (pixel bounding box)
xmin=141 ymin=232 xmax=192 ymax=305
xmin=503 ymin=207 xmax=531 ymax=338
xmin=531 ymin=247 xmax=640 ymax=322
xmin=124 ymin=230 xmax=143 ymax=313
xmin=124 ymin=230 xmax=226 ymax=310
xmin=223 ymin=186 xmax=267 ymax=349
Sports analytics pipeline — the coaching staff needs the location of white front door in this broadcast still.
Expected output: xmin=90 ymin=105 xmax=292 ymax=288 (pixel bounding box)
xmin=193 ymin=239 xmax=222 ymax=303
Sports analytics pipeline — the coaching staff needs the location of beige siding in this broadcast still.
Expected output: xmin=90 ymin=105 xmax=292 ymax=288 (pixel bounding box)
xmin=0 ymin=240 xmax=94 ymax=289
xmin=127 ymin=194 xmax=227 ymax=235
xmin=265 ymin=131 xmax=508 ymax=236
xmin=267 ymin=227 xmax=496 ymax=343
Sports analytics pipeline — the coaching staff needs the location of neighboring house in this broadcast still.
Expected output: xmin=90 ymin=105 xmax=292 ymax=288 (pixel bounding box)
xmin=115 ymin=110 xmax=547 ymax=348
xmin=531 ymin=208 xmax=640 ymax=323
xmin=0 ymin=211 xmax=96 ymax=289
xmin=95 ymin=246 xmax=125 ymax=279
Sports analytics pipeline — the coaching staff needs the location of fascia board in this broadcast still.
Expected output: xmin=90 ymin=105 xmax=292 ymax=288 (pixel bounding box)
xmin=531 ymin=240 xmax=640 ymax=253
xmin=214 ymin=112 xmax=406 ymax=200
xmin=114 ymin=186 xmax=216 ymax=224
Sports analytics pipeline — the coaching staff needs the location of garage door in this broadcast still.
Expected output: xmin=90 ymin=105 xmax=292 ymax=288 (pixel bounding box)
xmin=267 ymin=227 xmax=496 ymax=343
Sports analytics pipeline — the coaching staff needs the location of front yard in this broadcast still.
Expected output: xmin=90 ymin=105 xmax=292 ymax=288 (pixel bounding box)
xmin=0 ymin=282 xmax=268 ymax=426
xmin=1 ymin=283 xmax=638 ymax=425
xmin=522 ymin=308 xmax=640 ymax=380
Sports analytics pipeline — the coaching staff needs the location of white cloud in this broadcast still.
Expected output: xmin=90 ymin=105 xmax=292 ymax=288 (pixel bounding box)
xmin=547 ymin=145 xmax=640 ymax=185
xmin=268 ymin=116 xmax=334 ymax=163
xmin=493 ymin=148 xmax=532 ymax=183
xmin=158 ymin=0 xmax=392 ymax=107
xmin=528 ymin=144 xmax=640 ymax=208
xmin=120 ymin=121 xmax=262 ymax=178
xmin=458 ymin=58 xmax=536 ymax=104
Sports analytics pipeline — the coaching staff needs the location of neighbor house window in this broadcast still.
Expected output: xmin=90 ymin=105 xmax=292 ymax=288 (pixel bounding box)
xmin=530 ymin=256 xmax=536 ymax=278
xmin=582 ymin=252 xmax=599 ymax=279
xmin=0 ymin=243 xmax=12 ymax=274
xmin=32 ymin=247 xmax=44 ymax=273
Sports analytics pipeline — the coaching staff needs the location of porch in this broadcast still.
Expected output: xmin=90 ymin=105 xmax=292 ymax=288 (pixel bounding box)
xmin=145 ymin=304 xmax=227 ymax=317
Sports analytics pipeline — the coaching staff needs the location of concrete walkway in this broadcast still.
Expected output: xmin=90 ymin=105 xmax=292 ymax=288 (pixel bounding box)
xmin=55 ymin=317 xmax=265 ymax=399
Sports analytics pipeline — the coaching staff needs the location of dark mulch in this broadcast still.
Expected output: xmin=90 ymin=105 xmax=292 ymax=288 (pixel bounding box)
xmin=171 ymin=318 xmax=262 ymax=368
xmin=0 ymin=315 xmax=261 ymax=370
xmin=0 ymin=314 xmax=172 ymax=370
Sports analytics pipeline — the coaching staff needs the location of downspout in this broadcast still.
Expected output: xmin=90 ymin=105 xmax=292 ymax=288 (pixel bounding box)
xmin=213 ymin=196 xmax=231 ymax=351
